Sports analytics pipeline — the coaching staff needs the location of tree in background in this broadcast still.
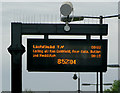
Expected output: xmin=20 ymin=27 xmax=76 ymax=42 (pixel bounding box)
xmin=104 ymin=80 xmax=120 ymax=93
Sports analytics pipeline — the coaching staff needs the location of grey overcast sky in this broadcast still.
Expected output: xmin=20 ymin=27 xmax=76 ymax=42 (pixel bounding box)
xmin=1 ymin=0 xmax=120 ymax=2
xmin=0 ymin=0 xmax=120 ymax=92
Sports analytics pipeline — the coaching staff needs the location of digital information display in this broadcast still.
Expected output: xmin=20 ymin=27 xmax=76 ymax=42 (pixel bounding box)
xmin=27 ymin=39 xmax=107 ymax=72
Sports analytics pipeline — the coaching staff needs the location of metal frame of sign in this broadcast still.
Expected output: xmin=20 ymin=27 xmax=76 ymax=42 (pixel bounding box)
xmin=8 ymin=22 xmax=108 ymax=93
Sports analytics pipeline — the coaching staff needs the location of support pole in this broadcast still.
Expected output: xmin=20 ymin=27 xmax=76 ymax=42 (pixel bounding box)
xmin=86 ymin=35 xmax=90 ymax=40
xmin=100 ymin=72 xmax=103 ymax=93
xmin=44 ymin=34 xmax=48 ymax=39
xmin=100 ymin=16 xmax=103 ymax=40
xmin=78 ymin=72 xmax=80 ymax=93
xmin=100 ymin=16 xmax=103 ymax=93
xmin=96 ymin=72 xmax=98 ymax=93
xmin=8 ymin=23 xmax=25 ymax=93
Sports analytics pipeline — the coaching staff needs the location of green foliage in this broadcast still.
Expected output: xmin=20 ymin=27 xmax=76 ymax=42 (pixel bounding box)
xmin=104 ymin=80 xmax=120 ymax=93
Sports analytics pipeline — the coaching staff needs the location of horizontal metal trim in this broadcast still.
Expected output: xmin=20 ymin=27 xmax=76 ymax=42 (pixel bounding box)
xmin=19 ymin=23 xmax=108 ymax=35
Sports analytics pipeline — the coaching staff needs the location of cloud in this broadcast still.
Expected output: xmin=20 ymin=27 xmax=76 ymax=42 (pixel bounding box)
xmin=1 ymin=0 xmax=120 ymax=2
